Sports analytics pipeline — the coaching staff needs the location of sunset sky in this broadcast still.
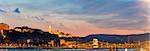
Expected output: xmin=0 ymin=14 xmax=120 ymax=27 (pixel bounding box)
xmin=0 ymin=0 xmax=149 ymax=36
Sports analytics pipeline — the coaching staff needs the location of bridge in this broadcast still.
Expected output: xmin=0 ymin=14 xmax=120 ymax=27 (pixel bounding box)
xmin=74 ymin=40 xmax=150 ymax=51
xmin=0 ymin=40 xmax=149 ymax=51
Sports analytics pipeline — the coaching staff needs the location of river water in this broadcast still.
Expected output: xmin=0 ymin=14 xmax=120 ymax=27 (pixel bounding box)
xmin=0 ymin=49 xmax=136 ymax=51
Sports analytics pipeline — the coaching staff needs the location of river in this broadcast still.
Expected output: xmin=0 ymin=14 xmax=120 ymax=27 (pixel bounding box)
xmin=0 ymin=49 xmax=136 ymax=51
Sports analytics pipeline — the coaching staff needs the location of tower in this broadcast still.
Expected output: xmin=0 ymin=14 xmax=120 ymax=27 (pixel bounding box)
xmin=92 ymin=38 xmax=99 ymax=48
xmin=48 ymin=25 xmax=52 ymax=33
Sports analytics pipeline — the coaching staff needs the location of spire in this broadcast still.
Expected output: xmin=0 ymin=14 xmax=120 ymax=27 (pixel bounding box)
xmin=48 ymin=24 xmax=52 ymax=33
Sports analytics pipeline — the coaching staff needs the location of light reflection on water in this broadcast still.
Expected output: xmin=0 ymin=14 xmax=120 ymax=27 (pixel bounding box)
xmin=0 ymin=49 xmax=136 ymax=51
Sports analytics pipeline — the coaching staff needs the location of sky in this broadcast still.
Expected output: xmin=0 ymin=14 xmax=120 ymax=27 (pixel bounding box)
xmin=0 ymin=0 xmax=149 ymax=36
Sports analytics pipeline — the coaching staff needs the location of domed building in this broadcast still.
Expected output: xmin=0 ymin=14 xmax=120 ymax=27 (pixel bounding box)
xmin=0 ymin=23 xmax=9 ymax=35
xmin=0 ymin=23 xmax=9 ymax=30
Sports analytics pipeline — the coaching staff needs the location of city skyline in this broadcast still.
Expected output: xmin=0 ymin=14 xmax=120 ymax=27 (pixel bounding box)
xmin=0 ymin=0 xmax=150 ymax=36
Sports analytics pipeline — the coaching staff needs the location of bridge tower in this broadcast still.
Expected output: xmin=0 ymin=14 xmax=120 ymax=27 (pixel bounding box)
xmin=125 ymin=48 xmax=128 ymax=51
xmin=92 ymin=38 xmax=99 ymax=48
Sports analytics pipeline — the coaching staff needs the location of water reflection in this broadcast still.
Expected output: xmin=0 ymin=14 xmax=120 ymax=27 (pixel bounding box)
xmin=0 ymin=49 xmax=136 ymax=51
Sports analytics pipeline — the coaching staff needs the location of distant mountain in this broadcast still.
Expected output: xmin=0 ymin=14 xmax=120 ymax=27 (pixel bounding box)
xmin=84 ymin=33 xmax=150 ymax=43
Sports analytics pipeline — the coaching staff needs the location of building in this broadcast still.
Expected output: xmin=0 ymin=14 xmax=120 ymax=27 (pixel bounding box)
xmin=60 ymin=39 xmax=66 ymax=45
xmin=0 ymin=23 xmax=9 ymax=38
xmin=48 ymin=25 xmax=53 ymax=34
xmin=48 ymin=25 xmax=72 ymax=38
xmin=92 ymin=38 xmax=99 ymax=48
xmin=0 ymin=23 xmax=9 ymax=32
xmin=14 ymin=26 xmax=33 ymax=33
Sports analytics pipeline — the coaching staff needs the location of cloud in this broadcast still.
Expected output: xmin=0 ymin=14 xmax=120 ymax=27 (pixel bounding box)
xmin=0 ymin=0 xmax=148 ymax=35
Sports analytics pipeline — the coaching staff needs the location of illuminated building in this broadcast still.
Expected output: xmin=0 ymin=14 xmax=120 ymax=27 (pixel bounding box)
xmin=48 ymin=25 xmax=52 ymax=34
xmin=92 ymin=38 xmax=99 ymax=48
xmin=48 ymin=25 xmax=72 ymax=38
xmin=64 ymin=41 xmax=77 ymax=48
xmin=27 ymin=39 xmax=31 ymax=43
xmin=0 ymin=23 xmax=9 ymax=38
xmin=48 ymin=40 xmax=54 ymax=46
xmin=52 ymin=30 xmax=72 ymax=38
xmin=59 ymin=39 xmax=78 ymax=48
xmin=14 ymin=26 xmax=33 ymax=33
xmin=60 ymin=39 xmax=66 ymax=45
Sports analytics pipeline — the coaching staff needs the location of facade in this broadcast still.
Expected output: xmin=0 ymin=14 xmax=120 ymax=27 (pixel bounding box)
xmin=92 ymin=38 xmax=99 ymax=48
xmin=0 ymin=23 xmax=9 ymax=31
xmin=0 ymin=23 xmax=9 ymax=38
xmin=14 ymin=26 xmax=33 ymax=33
xmin=48 ymin=25 xmax=72 ymax=38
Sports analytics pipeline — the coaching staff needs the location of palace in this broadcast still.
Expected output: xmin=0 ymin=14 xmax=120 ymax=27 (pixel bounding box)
xmin=48 ymin=25 xmax=72 ymax=38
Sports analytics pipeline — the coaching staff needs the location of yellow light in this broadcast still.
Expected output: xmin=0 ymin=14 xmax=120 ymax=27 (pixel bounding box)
xmin=48 ymin=25 xmax=52 ymax=33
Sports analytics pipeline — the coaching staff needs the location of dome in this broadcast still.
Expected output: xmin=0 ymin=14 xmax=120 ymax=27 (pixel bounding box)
xmin=0 ymin=23 xmax=9 ymax=30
